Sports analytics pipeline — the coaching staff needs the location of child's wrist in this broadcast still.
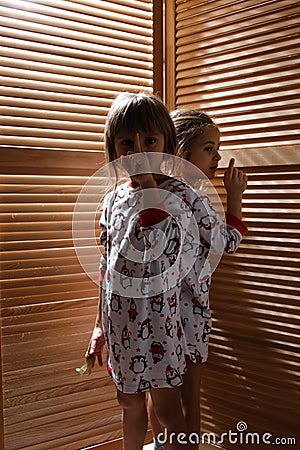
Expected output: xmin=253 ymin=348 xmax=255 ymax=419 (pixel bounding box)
xmin=226 ymin=191 xmax=243 ymax=201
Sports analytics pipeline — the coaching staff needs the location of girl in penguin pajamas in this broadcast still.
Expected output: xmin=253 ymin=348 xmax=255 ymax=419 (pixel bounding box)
xmin=86 ymin=92 xmax=196 ymax=450
xmin=148 ymin=109 xmax=248 ymax=450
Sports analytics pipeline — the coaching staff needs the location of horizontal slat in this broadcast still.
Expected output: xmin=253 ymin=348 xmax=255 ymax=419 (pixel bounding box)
xmin=1 ymin=57 xmax=151 ymax=87
xmin=0 ymin=26 xmax=152 ymax=65
xmin=0 ymin=4 xmax=152 ymax=44
xmin=1 ymin=289 xmax=98 ymax=308
xmin=0 ymin=81 xmax=144 ymax=103
xmin=0 ymin=148 xmax=103 ymax=169
xmin=176 ymin=1 xmax=298 ymax=37
xmin=1 ymin=0 xmax=152 ymax=27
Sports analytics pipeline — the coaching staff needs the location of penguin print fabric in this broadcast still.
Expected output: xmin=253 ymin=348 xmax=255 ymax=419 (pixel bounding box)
xmin=99 ymin=177 xmax=245 ymax=393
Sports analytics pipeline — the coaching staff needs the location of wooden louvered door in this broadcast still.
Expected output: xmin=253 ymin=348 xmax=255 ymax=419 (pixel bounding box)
xmin=165 ymin=0 xmax=300 ymax=447
xmin=0 ymin=1 xmax=161 ymax=448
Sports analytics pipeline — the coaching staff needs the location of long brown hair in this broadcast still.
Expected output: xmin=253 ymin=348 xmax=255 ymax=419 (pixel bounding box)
xmin=104 ymin=92 xmax=177 ymax=162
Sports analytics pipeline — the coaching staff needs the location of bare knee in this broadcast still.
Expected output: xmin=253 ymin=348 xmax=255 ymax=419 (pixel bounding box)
xmin=117 ymin=390 xmax=145 ymax=411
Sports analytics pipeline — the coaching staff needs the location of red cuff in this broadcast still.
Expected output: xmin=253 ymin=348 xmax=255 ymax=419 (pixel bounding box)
xmin=139 ymin=207 xmax=169 ymax=227
xmin=226 ymin=213 xmax=248 ymax=235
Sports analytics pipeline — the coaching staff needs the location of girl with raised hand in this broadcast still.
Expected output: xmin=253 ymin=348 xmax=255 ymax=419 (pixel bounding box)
xmin=149 ymin=109 xmax=248 ymax=450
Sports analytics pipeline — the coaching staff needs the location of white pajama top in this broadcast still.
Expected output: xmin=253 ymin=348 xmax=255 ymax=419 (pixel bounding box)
xmin=99 ymin=177 xmax=247 ymax=393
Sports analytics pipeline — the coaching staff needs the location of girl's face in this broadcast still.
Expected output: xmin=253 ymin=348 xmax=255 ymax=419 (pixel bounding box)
xmin=114 ymin=131 xmax=165 ymax=158
xmin=187 ymin=125 xmax=221 ymax=179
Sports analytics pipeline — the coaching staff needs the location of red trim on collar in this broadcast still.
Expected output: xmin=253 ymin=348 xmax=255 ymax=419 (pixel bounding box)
xmin=139 ymin=207 xmax=169 ymax=227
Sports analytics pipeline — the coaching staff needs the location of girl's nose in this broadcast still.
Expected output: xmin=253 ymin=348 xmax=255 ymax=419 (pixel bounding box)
xmin=133 ymin=132 xmax=142 ymax=153
xmin=215 ymin=151 xmax=221 ymax=161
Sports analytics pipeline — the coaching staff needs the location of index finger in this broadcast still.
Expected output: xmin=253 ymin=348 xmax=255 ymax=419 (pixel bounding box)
xmin=133 ymin=132 xmax=142 ymax=153
xmin=226 ymin=158 xmax=235 ymax=175
xmin=228 ymin=158 xmax=235 ymax=169
xmin=89 ymin=340 xmax=96 ymax=355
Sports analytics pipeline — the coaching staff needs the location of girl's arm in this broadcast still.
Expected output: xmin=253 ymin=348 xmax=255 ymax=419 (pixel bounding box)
xmin=190 ymin=160 xmax=247 ymax=255
xmin=224 ymin=158 xmax=247 ymax=220
xmin=87 ymin=285 xmax=105 ymax=367
xmin=85 ymin=206 xmax=108 ymax=368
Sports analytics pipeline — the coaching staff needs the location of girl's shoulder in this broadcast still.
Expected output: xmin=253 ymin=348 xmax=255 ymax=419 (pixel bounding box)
xmin=164 ymin=176 xmax=203 ymax=198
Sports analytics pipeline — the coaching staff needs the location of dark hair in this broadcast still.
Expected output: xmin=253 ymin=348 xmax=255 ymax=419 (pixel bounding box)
xmin=170 ymin=109 xmax=218 ymax=159
xmin=104 ymin=92 xmax=177 ymax=162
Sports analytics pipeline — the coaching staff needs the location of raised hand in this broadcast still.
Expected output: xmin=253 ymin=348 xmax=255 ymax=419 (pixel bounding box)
xmin=224 ymin=158 xmax=247 ymax=195
xmin=223 ymin=158 xmax=247 ymax=219
xmin=121 ymin=133 xmax=157 ymax=188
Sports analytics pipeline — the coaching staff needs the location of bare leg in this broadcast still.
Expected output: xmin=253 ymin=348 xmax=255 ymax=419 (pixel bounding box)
xmin=148 ymin=393 xmax=164 ymax=448
xmin=117 ymin=390 xmax=148 ymax=450
xmin=150 ymin=387 xmax=192 ymax=450
xmin=181 ymin=359 xmax=205 ymax=449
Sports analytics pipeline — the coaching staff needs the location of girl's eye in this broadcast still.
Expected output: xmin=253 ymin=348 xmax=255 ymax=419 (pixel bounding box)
xmin=145 ymin=137 xmax=156 ymax=145
xmin=121 ymin=139 xmax=133 ymax=146
xmin=204 ymin=146 xmax=214 ymax=153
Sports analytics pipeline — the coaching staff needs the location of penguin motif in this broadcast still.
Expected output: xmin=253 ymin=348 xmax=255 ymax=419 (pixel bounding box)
xmin=129 ymin=355 xmax=147 ymax=374
xmin=167 ymin=293 xmax=177 ymax=316
xmin=150 ymin=341 xmax=166 ymax=364
xmin=202 ymin=323 xmax=211 ymax=343
xmin=164 ymin=233 xmax=180 ymax=265
xmin=110 ymin=293 xmax=122 ymax=313
xmin=199 ymin=214 xmax=217 ymax=230
xmin=165 ymin=316 xmax=173 ymax=338
xmin=192 ymin=298 xmax=211 ymax=319
xmin=137 ymin=378 xmax=152 ymax=392
xmin=182 ymin=229 xmax=195 ymax=253
xmin=165 ymin=365 xmax=182 ymax=387
xmin=141 ymin=266 xmax=151 ymax=295
xmin=180 ymin=194 xmax=195 ymax=218
xmin=199 ymin=275 xmax=210 ymax=294
xmin=225 ymin=232 xmax=239 ymax=254
xmin=115 ymin=370 xmax=125 ymax=392
xmin=120 ymin=261 xmax=134 ymax=289
xmin=150 ymin=294 xmax=165 ymax=313
xmin=121 ymin=325 xmax=131 ymax=349
xmin=188 ymin=344 xmax=203 ymax=363
xmin=113 ymin=212 xmax=125 ymax=231
xmin=176 ymin=344 xmax=183 ymax=361
xmin=128 ymin=298 xmax=138 ymax=322
xmin=138 ymin=318 xmax=153 ymax=340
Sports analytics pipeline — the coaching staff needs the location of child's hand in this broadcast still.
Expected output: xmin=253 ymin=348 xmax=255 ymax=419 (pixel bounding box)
xmin=76 ymin=352 xmax=96 ymax=376
xmin=122 ymin=133 xmax=157 ymax=188
xmin=223 ymin=158 xmax=247 ymax=196
xmin=76 ymin=326 xmax=105 ymax=376
xmin=88 ymin=326 xmax=106 ymax=367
